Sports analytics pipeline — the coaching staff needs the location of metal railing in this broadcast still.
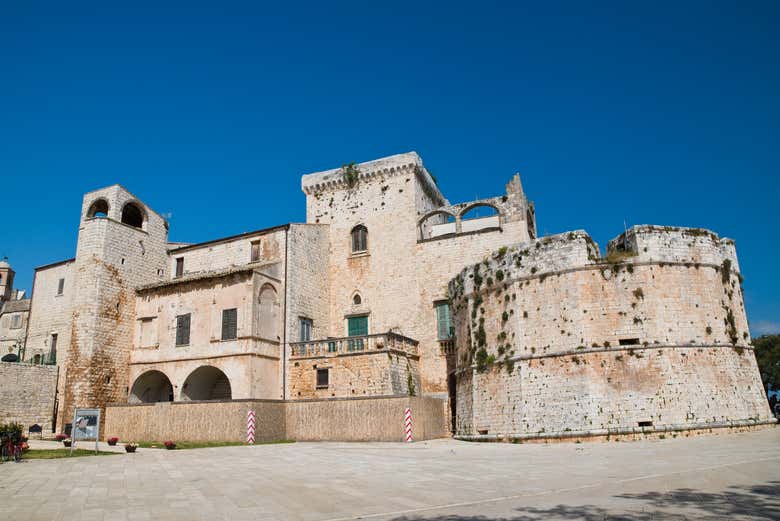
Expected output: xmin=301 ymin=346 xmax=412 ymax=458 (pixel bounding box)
xmin=290 ymin=332 xmax=419 ymax=358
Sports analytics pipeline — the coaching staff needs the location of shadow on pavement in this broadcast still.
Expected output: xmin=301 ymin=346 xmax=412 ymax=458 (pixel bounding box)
xmin=388 ymin=481 xmax=780 ymax=520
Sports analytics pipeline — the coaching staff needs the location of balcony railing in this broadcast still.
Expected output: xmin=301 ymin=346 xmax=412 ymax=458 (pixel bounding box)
xmin=290 ymin=332 xmax=419 ymax=358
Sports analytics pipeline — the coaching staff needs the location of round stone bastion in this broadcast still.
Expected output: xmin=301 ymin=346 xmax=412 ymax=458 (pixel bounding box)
xmin=448 ymin=225 xmax=776 ymax=442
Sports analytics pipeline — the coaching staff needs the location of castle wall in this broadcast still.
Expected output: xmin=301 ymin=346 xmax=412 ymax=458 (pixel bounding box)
xmin=169 ymin=227 xmax=287 ymax=277
xmin=61 ymin=186 xmax=169 ymax=431
xmin=302 ymin=152 xmax=534 ymax=396
xmin=131 ymin=269 xmax=283 ymax=401
xmin=450 ymin=227 xmax=774 ymax=439
xmin=0 ymin=362 xmax=58 ymax=430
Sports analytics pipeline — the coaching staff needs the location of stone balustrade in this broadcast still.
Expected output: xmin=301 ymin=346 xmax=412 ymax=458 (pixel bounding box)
xmin=290 ymin=332 xmax=419 ymax=358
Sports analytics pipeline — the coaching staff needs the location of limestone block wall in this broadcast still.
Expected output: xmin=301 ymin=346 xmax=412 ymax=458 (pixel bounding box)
xmin=0 ymin=362 xmax=58 ymax=431
xmin=0 ymin=302 xmax=29 ymax=355
xmin=168 ymin=227 xmax=287 ymax=277
xmin=302 ymin=152 xmax=533 ymax=396
xmin=288 ymin=350 xmax=419 ymax=399
xmin=61 ymin=185 xmax=169 ymax=432
xmin=132 ymin=268 xmax=284 ymax=400
xmin=24 ymin=260 xmax=74 ymax=363
xmin=450 ymin=226 xmax=774 ymax=439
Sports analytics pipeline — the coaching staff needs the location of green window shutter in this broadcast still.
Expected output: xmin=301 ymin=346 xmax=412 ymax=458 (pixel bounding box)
xmin=347 ymin=316 xmax=368 ymax=337
xmin=176 ymin=314 xmax=191 ymax=346
xmin=436 ymin=302 xmax=452 ymax=340
xmin=222 ymin=308 xmax=237 ymax=340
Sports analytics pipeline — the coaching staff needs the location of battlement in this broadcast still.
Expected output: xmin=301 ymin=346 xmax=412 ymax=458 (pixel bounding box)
xmin=450 ymin=225 xmax=740 ymax=301
xmin=300 ymin=151 xmax=443 ymax=203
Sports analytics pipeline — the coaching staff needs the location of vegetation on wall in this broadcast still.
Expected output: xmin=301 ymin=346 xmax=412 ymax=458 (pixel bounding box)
xmin=753 ymin=334 xmax=780 ymax=395
xmin=341 ymin=162 xmax=360 ymax=188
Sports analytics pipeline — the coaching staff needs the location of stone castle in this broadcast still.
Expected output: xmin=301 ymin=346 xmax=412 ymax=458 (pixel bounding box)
xmin=2 ymin=151 xmax=774 ymax=441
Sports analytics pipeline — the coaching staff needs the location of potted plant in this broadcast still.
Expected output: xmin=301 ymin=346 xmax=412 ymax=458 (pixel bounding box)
xmin=55 ymin=433 xmax=67 ymax=442
xmin=62 ymin=438 xmax=72 ymax=447
xmin=107 ymin=437 xmax=119 ymax=446
xmin=124 ymin=442 xmax=138 ymax=453
xmin=164 ymin=440 xmax=176 ymax=450
xmin=20 ymin=441 xmax=30 ymax=453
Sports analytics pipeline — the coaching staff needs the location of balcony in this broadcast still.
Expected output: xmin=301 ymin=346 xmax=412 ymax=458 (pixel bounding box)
xmin=290 ymin=332 xmax=419 ymax=358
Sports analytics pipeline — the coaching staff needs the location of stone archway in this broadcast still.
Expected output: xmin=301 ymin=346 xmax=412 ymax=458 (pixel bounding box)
xmin=129 ymin=370 xmax=174 ymax=403
xmin=180 ymin=366 xmax=232 ymax=401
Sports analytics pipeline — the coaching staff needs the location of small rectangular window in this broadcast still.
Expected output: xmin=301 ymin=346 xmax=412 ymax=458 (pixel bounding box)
xmin=222 ymin=308 xmax=238 ymax=340
xmin=251 ymin=240 xmax=261 ymax=262
xmin=57 ymin=278 xmax=64 ymax=295
xmin=619 ymin=338 xmax=640 ymax=346
xmin=49 ymin=333 xmax=58 ymax=364
xmin=435 ymin=301 xmax=453 ymax=340
xmin=175 ymin=257 xmax=184 ymax=278
xmin=175 ymin=314 xmax=191 ymax=346
xmin=10 ymin=314 xmax=22 ymax=329
xmin=316 ymin=368 xmax=329 ymax=388
xmin=299 ymin=317 xmax=312 ymax=342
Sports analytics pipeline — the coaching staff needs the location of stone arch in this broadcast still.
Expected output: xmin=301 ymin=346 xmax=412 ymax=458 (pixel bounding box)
xmin=129 ymin=370 xmax=174 ymax=403
xmin=351 ymin=291 xmax=363 ymax=306
xmin=121 ymin=201 xmax=146 ymax=229
xmin=418 ymin=210 xmax=457 ymax=240
xmin=181 ymin=366 xmax=232 ymax=401
xmin=257 ymin=283 xmax=279 ymax=341
xmin=459 ymin=202 xmax=501 ymax=221
xmin=87 ymin=198 xmax=109 ymax=219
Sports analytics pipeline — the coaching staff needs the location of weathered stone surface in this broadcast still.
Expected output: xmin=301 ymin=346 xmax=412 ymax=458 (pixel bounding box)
xmin=0 ymin=362 xmax=57 ymax=430
xmin=450 ymin=226 xmax=774 ymax=439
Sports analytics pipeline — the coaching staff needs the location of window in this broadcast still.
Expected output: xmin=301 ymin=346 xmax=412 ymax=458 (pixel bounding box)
xmin=222 ymin=308 xmax=238 ymax=340
xmin=351 ymin=225 xmax=368 ymax=253
xmin=353 ymin=294 xmax=361 ymax=305
xmin=316 ymin=368 xmax=329 ymax=388
xmin=87 ymin=199 xmax=109 ymax=219
xmin=175 ymin=314 xmax=191 ymax=346
xmin=121 ymin=202 xmax=144 ymax=228
xmin=175 ymin=257 xmax=184 ymax=278
xmin=57 ymin=278 xmax=64 ymax=295
xmin=251 ymin=240 xmax=261 ymax=262
xmin=299 ymin=317 xmax=312 ymax=342
xmin=49 ymin=334 xmax=57 ymax=364
xmin=10 ymin=314 xmax=22 ymax=329
xmin=435 ymin=301 xmax=453 ymax=340
xmin=139 ymin=317 xmax=156 ymax=347
xmin=347 ymin=315 xmax=368 ymax=351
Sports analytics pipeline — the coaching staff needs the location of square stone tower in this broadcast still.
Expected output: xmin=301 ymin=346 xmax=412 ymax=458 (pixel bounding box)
xmin=59 ymin=185 xmax=169 ymax=431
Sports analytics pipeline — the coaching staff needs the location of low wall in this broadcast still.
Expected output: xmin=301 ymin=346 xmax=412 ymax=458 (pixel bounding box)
xmin=104 ymin=399 xmax=286 ymax=442
xmin=104 ymin=395 xmax=449 ymax=443
xmin=286 ymin=395 xmax=449 ymax=442
xmin=0 ymin=362 xmax=58 ymax=431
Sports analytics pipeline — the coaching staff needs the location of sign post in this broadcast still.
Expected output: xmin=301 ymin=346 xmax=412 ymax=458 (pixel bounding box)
xmin=71 ymin=408 xmax=101 ymax=455
xmin=404 ymin=407 xmax=413 ymax=443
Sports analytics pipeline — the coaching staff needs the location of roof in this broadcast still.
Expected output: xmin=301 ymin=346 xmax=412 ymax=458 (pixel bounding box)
xmin=136 ymin=262 xmax=280 ymax=293
xmin=0 ymin=298 xmax=30 ymax=314
xmin=34 ymin=258 xmax=75 ymax=271
xmin=168 ymin=224 xmax=291 ymax=254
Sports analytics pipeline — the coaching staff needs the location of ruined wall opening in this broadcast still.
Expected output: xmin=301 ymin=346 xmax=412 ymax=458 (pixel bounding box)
xmin=460 ymin=204 xmax=501 ymax=233
xmin=180 ymin=366 xmax=232 ymax=401
xmin=257 ymin=283 xmax=279 ymax=341
xmin=121 ymin=202 xmax=146 ymax=229
xmin=129 ymin=370 xmax=173 ymax=403
xmin=418 ymin=210 xmax=457 ymax=240
xmin=86 ymin=199 xmax=109 ymax=219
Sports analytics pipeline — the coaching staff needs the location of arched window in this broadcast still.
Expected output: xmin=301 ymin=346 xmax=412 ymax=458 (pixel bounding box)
xmin=257 ymin=284 xmax=279 ymax=340
xmin=87 ymin=199 xmax=109 ymax=219
xmin=353 ymin=293 xmax=362 ymax=305
xmin=351 ymin=225 xmax=368 ymax=253
xmin=121 ymin=202 xmax=145 ymax=229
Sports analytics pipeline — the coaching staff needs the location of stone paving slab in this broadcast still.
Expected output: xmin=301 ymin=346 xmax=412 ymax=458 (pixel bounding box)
xmin=0 ymin=428 xmax=778 ymax=520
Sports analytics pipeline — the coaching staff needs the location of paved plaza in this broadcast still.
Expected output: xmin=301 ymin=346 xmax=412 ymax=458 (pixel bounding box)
xmin=1 ymin=428 xmax=778 ymax=521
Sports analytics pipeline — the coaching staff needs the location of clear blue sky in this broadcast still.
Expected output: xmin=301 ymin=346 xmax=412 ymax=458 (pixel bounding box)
xmin=1 ymin=2 xmax=778 ymax=334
